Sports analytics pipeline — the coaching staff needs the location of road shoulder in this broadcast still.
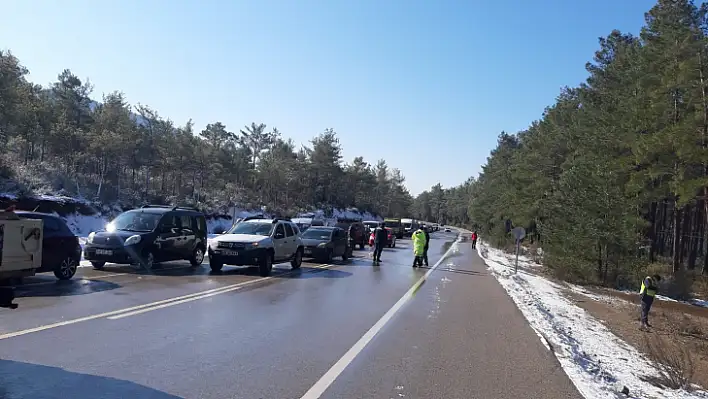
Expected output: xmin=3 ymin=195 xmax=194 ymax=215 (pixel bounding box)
xmin=318 ymin=238 xmax=582 ymax=399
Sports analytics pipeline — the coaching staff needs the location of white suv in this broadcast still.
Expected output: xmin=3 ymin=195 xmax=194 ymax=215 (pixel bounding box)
xmin=208 ymin=218 xmax=304 ymax=276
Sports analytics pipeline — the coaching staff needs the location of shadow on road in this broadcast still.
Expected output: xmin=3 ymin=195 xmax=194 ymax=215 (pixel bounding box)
xmin=283 ymin=267 xmax=353 ymax=279
xmin=209 ymin=265 xmax=352 ymax=279
xmin=13 ymin=279 xmax=121 ymax=298
xmin=0 ymin=359 xmax=183 ymax=399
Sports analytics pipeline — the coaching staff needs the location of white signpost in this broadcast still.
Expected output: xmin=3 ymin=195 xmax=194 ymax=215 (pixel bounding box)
xmin=511 ymin=226 xmax=526 ymax=274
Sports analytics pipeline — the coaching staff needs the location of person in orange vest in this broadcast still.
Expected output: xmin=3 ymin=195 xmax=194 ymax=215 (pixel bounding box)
xmin=639 ymin=274 xmax=661 ymax=329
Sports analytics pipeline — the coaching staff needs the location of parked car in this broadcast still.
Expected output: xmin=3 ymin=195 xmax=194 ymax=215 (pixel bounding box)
xmin=368 ymin=227 xmax=397 ymax=248
xmin=385 ymin=227 xmax=397 ymax=248
xmin=208 ymin=218 xmax=303 ymax=276
xmin=336 ymin=221 xmax=367 ymax=249
xmin=291 ymin=217 xmax=325 ymax=232
xmin=300 ymin=226 xmax=350 ymax=262
xmin=83 ymin=205 xmax=208 ymax=271
xmin=14 ymin=211 xmax=82 ymax=280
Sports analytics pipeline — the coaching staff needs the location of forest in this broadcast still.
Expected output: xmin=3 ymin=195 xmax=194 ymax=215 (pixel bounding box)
xmin=416 ymin=0 xmax=708 ymax=293
xmin=0 ymin=51 xmax=414 ymax=218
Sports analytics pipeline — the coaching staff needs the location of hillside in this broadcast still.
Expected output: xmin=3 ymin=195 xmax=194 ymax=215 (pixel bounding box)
xmin=0 ymin=50 xmax=413 ymax=220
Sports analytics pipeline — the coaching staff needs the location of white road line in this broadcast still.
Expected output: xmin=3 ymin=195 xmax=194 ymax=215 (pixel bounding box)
xmin=299 ymin=236 xmax=466 ymax=399
xmin=107 ymin=286 xmax=246 ymax=319
xmin=0 ymin=264 xmax=333 ymax=340
xmin=108 ymin=264 xmax=336 ymax=320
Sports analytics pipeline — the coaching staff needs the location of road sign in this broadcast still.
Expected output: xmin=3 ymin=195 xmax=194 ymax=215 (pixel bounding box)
xmin=511 ymin=226 xmax=526 ymax=274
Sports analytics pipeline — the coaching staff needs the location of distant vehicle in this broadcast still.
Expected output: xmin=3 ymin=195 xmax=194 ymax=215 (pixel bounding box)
xmin=300 ymin=226 xmax=350 ymax=262
xmin=335 ymin=220 xmax=367 ymax=249
xmin=368 ymin=227 xmax=397 ymax=248
xmin=444 ymin=228 xmax=452 ymax=233
xmin=84 ymin=205 xmax=208 ymax=271
xmin=401 ymin=218 xmax=419 ymax=237
xmin=291 ymin=217 xmax=325 ymax=232
xmin=384 ymin=218 xmax=403 ymax=238
xmin=385 ymin=227 xmax=397 ymax=248
xmin=208 ymin=218 xmax=303 ymax=276
xmin=15 ymin=211 xmax=82 ymax=280
xmin=363 ymin=220 xmax=381 ymax=231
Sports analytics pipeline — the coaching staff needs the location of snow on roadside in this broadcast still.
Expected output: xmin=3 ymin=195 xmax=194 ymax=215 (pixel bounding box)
xmin=477 ymin=240 xmax=708 ymax=399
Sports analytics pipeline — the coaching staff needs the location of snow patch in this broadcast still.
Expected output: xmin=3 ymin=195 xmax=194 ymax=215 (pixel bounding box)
xmin=477 ymin=240 xmax=708 ymax=399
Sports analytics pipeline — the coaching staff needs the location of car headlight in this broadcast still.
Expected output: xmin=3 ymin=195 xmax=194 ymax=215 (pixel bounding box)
xmin=249 ymin=242 xmax=259 ymax=247
xmin=318 ymin=242 xmax=327 ymax=248
xmin=124 ymin=235 xmax=142 ymax=246
xmin=87 ymin=232 xmax=95 ymax=244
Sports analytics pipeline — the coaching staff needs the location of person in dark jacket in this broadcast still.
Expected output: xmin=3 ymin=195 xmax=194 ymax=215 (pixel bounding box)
xmin=640 ymin=274 xmax=661 ymax=329
xmin=373 ymin=222 xmax=388 ymax=263
xmin=422 ymin=226 xmax=431 ymax=267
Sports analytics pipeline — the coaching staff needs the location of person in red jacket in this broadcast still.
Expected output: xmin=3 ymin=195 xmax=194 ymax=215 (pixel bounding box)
xmin=471 ymin=231 xmax=478 ymax=248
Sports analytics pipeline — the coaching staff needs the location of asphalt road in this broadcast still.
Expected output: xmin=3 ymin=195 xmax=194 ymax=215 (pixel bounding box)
xmin=0 ymin=230 xmax=582 ymax=399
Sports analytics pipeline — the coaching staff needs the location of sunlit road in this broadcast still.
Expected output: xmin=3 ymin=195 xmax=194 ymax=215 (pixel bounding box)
xmin=0 ymin=230 xmax=581 ymax=399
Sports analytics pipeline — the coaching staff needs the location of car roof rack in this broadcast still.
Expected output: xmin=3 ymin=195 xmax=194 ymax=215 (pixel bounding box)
xmin=243 ymin=215 xmax=266 ymax=221
xmin=171 ymin=206 xmax=198 ymax=211
xmin=271 ymin=217 xmax=291 ymax=223
xmin=140 ymin=204 xmax=198 ymax=211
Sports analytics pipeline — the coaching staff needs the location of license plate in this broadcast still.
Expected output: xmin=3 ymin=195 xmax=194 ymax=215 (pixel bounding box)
xmin=222 ymin=250 xmax=239 ymax=256
xmin=304 ymin=249 xmax=312 ymax=255
xmin=96 ymin=249 xmax=113 ymax=256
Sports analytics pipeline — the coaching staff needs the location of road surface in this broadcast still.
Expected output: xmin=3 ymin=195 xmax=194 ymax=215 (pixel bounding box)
xmin=0 ymin=230 xmax=582 ymax=399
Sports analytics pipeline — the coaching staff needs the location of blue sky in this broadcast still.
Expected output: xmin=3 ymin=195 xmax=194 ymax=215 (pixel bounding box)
xmin=2 ymin=0 xmax=655 ymax=196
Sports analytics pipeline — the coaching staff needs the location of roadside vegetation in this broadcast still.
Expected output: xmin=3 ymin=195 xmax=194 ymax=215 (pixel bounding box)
xmin=427 ymin=0 xmax=708 ymax=299
xmin=0 ymin=52 xmax=412 ymax=218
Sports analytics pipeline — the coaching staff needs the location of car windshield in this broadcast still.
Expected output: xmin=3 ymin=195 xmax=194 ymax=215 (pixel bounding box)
xmin=109 ymin=211 xmax=162 ymax=232
xmin=301 ymin=229 xmax=332 ymax=240
xmin=227 ymin=221 xmax=273 ymax=236
xmin=386 ymin=221 xmax=401 ymax=228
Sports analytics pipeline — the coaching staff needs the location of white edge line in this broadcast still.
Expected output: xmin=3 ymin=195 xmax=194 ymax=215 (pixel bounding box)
xmin=0 ymin=264 xmax=333 ymax=340
xmin=299 ymin=233 xmax=466 ymax=399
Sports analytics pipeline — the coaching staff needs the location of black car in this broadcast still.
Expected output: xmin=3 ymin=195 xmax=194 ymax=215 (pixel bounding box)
xmin=14 ymin=211 xmax=82 ymax=280
xmin=301 ymin=226 xmax=350 ymax=263
xmin=83 ymin=205 xmax=208 ymax=270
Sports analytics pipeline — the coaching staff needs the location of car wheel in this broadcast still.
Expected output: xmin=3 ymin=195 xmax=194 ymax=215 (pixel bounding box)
xmin=54 ymin=256 xmax=78 ymax=280
xmin=259 ymin=253 xmax=273 ymax=277
xmin=291 ymin=248 xmax=303 ymax=270
xmin=91 ymin=261 xmax=105 ymax=270
xmin=209 ymin=257 xmax=223 ymax=272
xmin=190 ymin=247 xmax=205 ymax=267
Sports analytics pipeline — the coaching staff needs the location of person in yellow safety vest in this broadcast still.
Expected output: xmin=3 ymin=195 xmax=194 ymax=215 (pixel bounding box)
xmin=411 ymin=227 xmax=427 ymax=268
xmin=639 ymin=274 xmax=662 ymax=329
